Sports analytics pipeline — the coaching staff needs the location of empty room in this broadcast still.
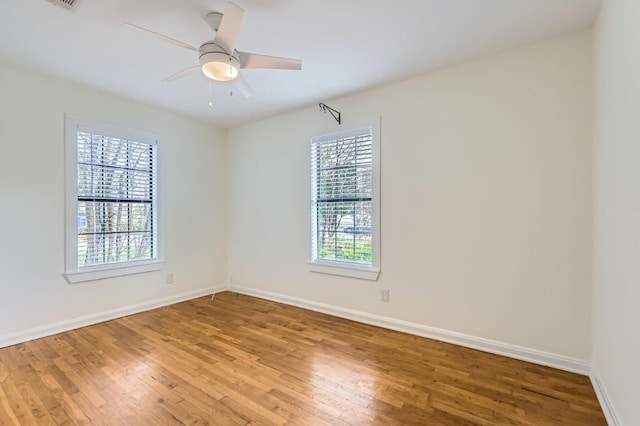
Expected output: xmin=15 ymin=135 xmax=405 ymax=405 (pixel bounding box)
xmin=0 ymin=0 xmax=637 ymax=424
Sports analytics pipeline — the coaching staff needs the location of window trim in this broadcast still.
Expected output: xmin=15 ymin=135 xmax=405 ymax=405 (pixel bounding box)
xmin=308 ymin=119 xmax=381 ymax=281
xmin=63 ymin=115 xmax=164 ymax=284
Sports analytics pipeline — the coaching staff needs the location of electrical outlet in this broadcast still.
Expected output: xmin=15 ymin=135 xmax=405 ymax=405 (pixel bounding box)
xmin=166 ymin=274 xmax=174 ymax=284
xmin=381 ymin=289 xmax=390 ymax=302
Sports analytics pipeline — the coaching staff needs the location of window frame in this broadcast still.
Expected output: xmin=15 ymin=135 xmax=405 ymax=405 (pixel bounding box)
xmin=63 ymin=115 xmax=164 ymax=284
xmin=308 ymin=120 xmax=381 ymax=281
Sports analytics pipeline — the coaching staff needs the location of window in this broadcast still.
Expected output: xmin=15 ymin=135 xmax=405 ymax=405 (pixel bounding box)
xmin=64 ymin=116 xmax=163 ymax=283
xmin=309 ymin=124 xmax=380 ymax=280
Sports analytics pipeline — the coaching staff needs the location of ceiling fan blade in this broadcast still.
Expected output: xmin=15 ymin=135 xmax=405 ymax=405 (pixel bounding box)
xmin=233 ymin=74 xmax=253 ymax=98
xmin=215 ymin=2 xmax=244 ymax=55
xmin=123 ymin=22 xmax=199 ymax=52
xmin=238 ymin=52 xmax=302 ymax=70
xmin=162 ymin=65 xmax=201 ymax=82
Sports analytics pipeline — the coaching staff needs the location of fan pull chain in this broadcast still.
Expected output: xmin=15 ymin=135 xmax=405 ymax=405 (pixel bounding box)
xmin=208 ymin=80 xmax=213 ymax=108
xmin=229 ymin=60 xmax=233 ymax=97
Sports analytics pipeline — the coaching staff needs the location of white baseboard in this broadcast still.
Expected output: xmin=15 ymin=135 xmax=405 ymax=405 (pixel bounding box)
xmin=0 ymin=284 xmax=228 ymax=349
xmin=231 ymin=285 xmax=590 ymax=375
xmin=590 ymin=370 xmax=620 ymax=426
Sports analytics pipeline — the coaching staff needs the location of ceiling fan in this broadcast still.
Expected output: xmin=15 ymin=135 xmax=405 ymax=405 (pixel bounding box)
xmin=124 ymin=2 xmax=302 ymax=98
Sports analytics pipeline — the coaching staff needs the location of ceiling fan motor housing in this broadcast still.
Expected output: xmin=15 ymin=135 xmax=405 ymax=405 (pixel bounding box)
xmin=199 ymin=41 xmax=241 ymax=81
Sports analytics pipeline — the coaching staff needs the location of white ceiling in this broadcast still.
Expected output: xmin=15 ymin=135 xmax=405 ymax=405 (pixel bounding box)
xmin=0 ymin=0 xmax=602 ymax=128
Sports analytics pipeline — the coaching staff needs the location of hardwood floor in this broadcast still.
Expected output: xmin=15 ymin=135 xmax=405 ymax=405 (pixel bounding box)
xmin=0 ymin=292 xmax=605 ymax=425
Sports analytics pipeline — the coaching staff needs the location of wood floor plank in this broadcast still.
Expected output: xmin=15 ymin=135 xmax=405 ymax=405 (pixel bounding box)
xmin=1 ymin=374 xmax=40 ymax=424
xmin=0 ymin=383 xmax=22 ymax=426
xmin=0 ymin=291 xmax=606 ymax=424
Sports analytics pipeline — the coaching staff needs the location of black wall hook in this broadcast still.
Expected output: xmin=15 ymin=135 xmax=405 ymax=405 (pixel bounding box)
xmin=319 ymin=103 xmax=341 ymax=125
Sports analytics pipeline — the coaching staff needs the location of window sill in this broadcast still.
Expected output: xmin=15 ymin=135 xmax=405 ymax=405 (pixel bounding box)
xmin=307 ymin=261 xmax=380 ymax=281
xmin=64 ymin=259 xmax=165 ymax=284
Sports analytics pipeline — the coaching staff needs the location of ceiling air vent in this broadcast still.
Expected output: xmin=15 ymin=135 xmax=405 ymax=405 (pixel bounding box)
xmin=46 ymin=0 xmax=77 ymax=10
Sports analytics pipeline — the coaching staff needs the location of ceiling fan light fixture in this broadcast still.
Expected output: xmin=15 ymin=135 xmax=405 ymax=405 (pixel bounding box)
xmin=199 ymin=42 xmax=240 ymax=81
xmin=201 ymin=61 xmax=238 ymax=81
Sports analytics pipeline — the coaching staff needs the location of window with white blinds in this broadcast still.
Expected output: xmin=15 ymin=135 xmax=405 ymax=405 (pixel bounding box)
xmin=77 ymin=131 xmax=157 ymax=267
xmin=64 ymin=116 xmax=163 ymax=283
xmin=310 ymin=125 xmax=379 ymax=278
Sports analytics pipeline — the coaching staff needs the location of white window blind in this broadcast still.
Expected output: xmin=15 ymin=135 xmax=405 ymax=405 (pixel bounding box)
xmin=76 ymin=130 xmax=157 ymax=268
xmin=311 ymin=127 xmax=374 ymax=266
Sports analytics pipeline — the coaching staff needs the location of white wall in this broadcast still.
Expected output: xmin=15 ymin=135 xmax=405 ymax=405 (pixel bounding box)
xmin=593 ymin=0 xmax=640 ymax=424
xmin=0 ymin=62 xmax=227 ymax=340
xmin=228 ymin=31 xmax=593 ymax=362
